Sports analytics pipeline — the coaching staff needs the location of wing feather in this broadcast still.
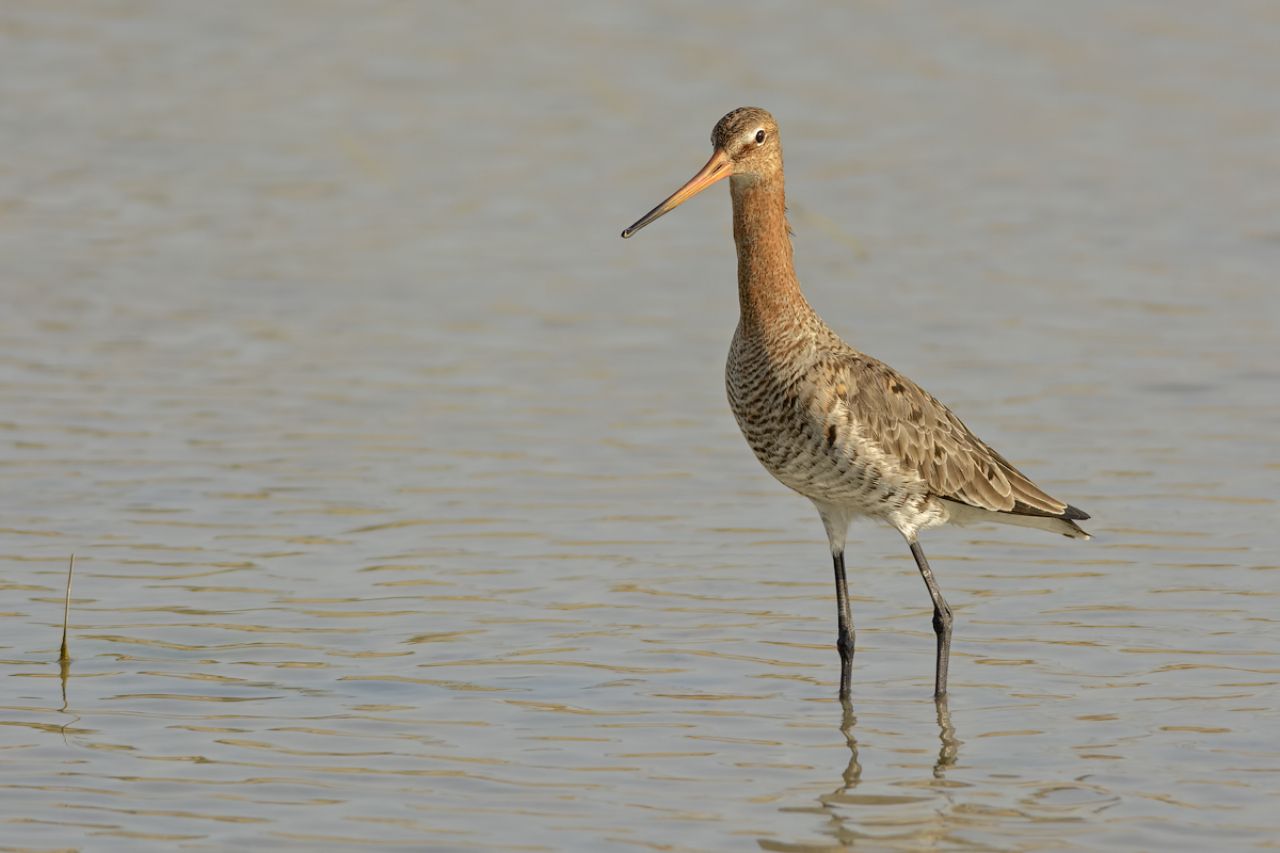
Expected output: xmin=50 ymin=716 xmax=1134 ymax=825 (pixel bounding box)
xmin=837 ymin=352 xmax=1070 ymax=517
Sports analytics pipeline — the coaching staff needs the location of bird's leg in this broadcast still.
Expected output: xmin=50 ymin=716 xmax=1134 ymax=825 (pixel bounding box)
xmin=832 ymin=550 xmax=855 ymax=697
xmin=909 ymin=540 xmax=953 ymax=697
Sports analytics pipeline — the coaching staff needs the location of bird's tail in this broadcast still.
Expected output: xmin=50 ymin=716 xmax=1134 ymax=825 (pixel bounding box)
xmin=944 ymin=500 xmax=1091 ymax=540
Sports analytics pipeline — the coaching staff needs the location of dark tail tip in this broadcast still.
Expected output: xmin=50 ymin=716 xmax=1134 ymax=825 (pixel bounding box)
xmin=1062 ymin=503 xmax=1090 ymax=521
xmin=1010 ymin=500 xmax=1091 ymax=521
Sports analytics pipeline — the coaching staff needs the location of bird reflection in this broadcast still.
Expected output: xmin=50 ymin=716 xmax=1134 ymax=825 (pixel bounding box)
xmin=757 ymin=693 xmax=964 ymax=851
xmin=934 ymin=695 xmax=959 ymax=777
xmin=835 ymin=694 xmax=862 ymax=791
xmin=822 ymin=693 xmax=961 ymax=800
xmin=808 ymin=694 xmax=863 ymax=850
xmin=794 ymin=693 xmax=962 ymax=850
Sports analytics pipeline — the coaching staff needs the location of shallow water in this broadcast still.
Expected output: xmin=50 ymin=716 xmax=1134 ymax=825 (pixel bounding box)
xmin=2 ymin=1 xmax=1278 ymax=849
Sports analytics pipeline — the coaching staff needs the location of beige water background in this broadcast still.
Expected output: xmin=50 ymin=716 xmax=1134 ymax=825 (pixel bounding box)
xmin=2 ymin=2 xmax=1278 ymax=850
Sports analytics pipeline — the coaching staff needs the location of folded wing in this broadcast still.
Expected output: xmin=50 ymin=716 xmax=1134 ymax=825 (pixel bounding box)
xmin=836 ymin=354 xmax=1088 ymax=521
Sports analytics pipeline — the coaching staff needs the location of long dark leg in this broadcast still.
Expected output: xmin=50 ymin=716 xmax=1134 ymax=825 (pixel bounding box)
xmin=909 ymin=540 xmax=953 ymax=696
xmin=833 ymin=550 xmax=855 ymax=697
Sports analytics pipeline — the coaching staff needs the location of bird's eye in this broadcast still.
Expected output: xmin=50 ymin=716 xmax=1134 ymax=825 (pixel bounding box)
xmin=755 ymin=129 xmax=766 ymax=144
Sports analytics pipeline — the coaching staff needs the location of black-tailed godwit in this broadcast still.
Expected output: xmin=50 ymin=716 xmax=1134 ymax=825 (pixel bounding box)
xmin=621 ymin=107 xmax=1089 ymax=697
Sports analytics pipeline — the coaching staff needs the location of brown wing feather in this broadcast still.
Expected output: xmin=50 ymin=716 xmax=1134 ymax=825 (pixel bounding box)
xmin=838 ymin=353 xmax=1070 ymax=516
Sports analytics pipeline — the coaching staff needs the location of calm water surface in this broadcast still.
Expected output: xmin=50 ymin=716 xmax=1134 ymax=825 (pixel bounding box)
xmin=2 ymin=2 xmax=1278 ymax=849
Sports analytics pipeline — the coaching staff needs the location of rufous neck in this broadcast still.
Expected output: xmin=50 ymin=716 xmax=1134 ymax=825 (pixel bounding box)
xmin=730 ymin=173 xmax=807 ymax=326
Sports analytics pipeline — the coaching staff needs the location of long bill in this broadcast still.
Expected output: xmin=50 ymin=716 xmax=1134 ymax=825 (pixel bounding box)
xmin=621 ymin=148 xmax=732 ymax=238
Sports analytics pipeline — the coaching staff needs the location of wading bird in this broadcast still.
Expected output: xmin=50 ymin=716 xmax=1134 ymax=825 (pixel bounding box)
xmin=621 ymin=107 xmax=1089 ymax=697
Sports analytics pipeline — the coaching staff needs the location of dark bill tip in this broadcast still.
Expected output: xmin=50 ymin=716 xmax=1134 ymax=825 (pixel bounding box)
xmin=619 ymin=147 xmax=732 ymax=242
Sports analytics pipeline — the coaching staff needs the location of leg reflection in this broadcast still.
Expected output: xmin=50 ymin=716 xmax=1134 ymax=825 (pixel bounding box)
xmin=814 ymin=693 xmax=862 ymax=850
xmin=934 ymin=694 xmax=960 ymax=777
xmin=837 ymin=693 xmax=861 ymax=790
xmin=762 ymin=695 xmax=960 ymax=852
xmin=817 ymin=693 xmax=862 ymax=812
